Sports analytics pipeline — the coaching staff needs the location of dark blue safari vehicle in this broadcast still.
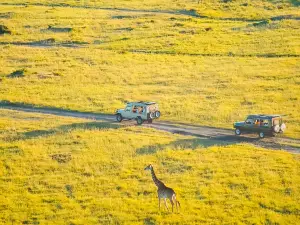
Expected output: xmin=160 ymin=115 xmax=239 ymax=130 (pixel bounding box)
xmin=234 ymin=114 xmax=286 ymax=138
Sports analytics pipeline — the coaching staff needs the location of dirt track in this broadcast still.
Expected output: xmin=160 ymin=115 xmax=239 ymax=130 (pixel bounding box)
xmin=1 ymin=104 xmax=300 ymax=154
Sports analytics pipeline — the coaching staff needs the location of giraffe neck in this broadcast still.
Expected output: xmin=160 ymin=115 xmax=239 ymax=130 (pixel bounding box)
xmin=151 ymin=167 xmax=165 ymax=188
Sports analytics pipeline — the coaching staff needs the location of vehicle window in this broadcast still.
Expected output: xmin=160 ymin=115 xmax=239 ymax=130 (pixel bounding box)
xmin=262 ymin=119 xmax=269 ymax=126
xmin=254 ymin=119 xmax=260 ymax=125
xmin=125 ymin=106 xmax=131 ymax=111
xmin=132 ymin=106 xmax=138 ymax=113
xmin=245 ymin=119 xmax=254 ymax=124
xmin=138 ymin=106 xmax=144 ymax=114
xmin=259 ymin=119 xmax=264 ymax=126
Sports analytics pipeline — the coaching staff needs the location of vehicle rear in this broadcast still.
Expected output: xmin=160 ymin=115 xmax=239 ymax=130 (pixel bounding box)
xmin=272 ymin=117 xmax=286 ymax=134
xmin=146 ymin=103 xmax=161 ymax=120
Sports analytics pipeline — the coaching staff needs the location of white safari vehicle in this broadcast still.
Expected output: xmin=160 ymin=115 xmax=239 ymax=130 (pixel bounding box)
xmin=116 ymin=102 xmax=161 ymax=125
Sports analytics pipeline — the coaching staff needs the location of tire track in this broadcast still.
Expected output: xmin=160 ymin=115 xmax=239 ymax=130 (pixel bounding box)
xmin=1 ymin=104 xmax=299 ymax=153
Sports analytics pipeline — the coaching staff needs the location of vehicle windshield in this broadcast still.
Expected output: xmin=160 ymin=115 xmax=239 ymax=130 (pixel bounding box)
xmin=262 ymin=119 xmax=269 ymax=126
xmin=245 ymin=118 xmax=254 ymax=124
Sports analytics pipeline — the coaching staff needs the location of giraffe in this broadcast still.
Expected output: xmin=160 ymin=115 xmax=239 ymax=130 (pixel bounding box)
xmin=144 ymin=164 xmax=180 ymax=212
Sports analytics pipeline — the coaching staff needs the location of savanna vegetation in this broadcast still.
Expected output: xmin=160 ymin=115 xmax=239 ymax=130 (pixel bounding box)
xmin=0 ymin=109 xmax=300 ymax=224
xmin=0 ymin=0 xmax=300 ymax=224
xmin=0 ymin=0 xmax=299 ymax=137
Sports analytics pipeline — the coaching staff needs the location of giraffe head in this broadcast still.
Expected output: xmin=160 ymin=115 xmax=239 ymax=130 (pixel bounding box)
xmin=144 ymin=164 xmax=153 ymax=171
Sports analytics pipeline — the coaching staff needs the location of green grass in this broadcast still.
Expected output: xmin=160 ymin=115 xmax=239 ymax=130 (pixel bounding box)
xmin=0 ymin=109 xmax=300 ymax=224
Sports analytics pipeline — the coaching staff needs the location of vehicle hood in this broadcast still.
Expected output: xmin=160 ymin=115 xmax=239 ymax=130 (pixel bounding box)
xmin=116 ymin=109 xmax=124 ymax=113
xmin=234 ymin=121 xmax=244 ymax=127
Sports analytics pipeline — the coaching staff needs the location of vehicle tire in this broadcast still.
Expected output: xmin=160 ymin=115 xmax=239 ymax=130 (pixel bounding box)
xmin=259 ymin=132 xmax=265 ymax=138
xmin=280 ymin=123 xmax=286 ymax=132
xmin=273 ymin=125 xmax=280 ymax=133
xmin=235 ymin=128 xmax=241 ymax=135
xmin=116 ymin=114 xmax=123 ymax=122
xmin=147 ymin=119 xmax=153 ymax=124
xmin=150 ymin=112 xmax=155 ymax=119
xmin=155 ymin=111 xmax=161 ymax=118
xmin=137 ymin=117 xmax=143 ymax=125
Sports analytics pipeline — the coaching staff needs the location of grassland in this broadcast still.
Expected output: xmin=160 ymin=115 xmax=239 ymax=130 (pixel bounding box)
xmin=0 ymin=1 xmax=300 ymax=223
xmin=0 ymin=0 xmax=300 ymax=138
xmin=0 ymin=108 xmax=300 ymax=224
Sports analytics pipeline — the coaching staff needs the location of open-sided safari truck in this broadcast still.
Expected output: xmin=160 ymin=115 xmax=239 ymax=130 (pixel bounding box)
xmin=234 ymin=114 xmax=286 ymax=138
xmin=116 ymin=102 xmax=160 ymax=125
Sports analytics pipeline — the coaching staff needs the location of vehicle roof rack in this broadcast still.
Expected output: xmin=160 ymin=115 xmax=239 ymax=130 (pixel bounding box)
xmin=126 ymin=101 xmax=156 ymax=105
xmin=248 ymin=114 xmax=282 ymax=118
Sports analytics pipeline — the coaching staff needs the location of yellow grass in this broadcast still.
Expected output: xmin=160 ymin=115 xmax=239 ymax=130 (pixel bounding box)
xmin=0 ymin=2 xmax=299 ymax=137
xmin=0 ymin=1 xmax=299 ymax=222
xmin=0 ymin=109 xmax=300 ymax=224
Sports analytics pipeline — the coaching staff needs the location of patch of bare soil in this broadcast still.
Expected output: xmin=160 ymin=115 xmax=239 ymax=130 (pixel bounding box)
xmin=51 ymin=153 xmax=71 ymax=163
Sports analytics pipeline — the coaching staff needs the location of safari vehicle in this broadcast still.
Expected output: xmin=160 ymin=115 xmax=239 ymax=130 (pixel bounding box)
xmin=116 ymin=102 xmax=160 ymax=125
xmin=234 ymin=114 xmax=286 ymax=138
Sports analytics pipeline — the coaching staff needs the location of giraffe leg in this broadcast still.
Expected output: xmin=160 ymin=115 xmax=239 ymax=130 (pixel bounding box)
xmin=169 ymin=198 xmax=174 ymax=212
xmin=172 ymin=195 xmax=178 ymax=212
xmin=164 ymin=199 xmax=169 ymax=211
xmin=158 ymin=198 xmax=161 ymax=211
xmin=170 ymin=195 xmax=178 ymax=212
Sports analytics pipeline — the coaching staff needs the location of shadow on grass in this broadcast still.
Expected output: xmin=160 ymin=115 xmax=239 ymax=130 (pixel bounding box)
xmin=289 ymin=0 xmax=300 ymax=6
xmin=1 ymin=100 xmax=299 ymax=152
xmin=41 ymin=26 xmax=73 ymax=33
xmin=0 ymin=2 xmax=205 ymax=18
xmin=127 ymin=49 xmax=300 ymax=58
xmin=7 ymin=69 xmax=26 ymax=78
xmin=0 ymin=39 xmax=88 ymax=48
xmin=13 ymin=121 xmax=120 ymax=141
xmin=136 ymin=137 xmax=233 ymax=155
xmin=0 ymin=100 xmax=113 ymax=118
xmin=137 ymin=131 xmax=300 ymax=155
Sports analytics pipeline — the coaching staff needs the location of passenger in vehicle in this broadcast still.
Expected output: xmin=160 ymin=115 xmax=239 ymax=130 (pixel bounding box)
xmin=139 ymin=107 xmax=144 ymax=114
xmin=260 ymin=119 xmax=264 ymax=126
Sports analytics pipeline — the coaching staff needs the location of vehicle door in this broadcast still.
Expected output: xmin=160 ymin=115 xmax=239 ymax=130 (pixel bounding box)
xmin=260 ymin=118 xmax=271 ymax=133
xmin=131 ymin=104 xmax=140 ymax=119
xmin=138 ymin=105 xmax=147 ymax=119
xmin=253 ymin=117 xmax=261 ymax=132
xmin=123 ymin=105 xmax=132 ymax=118
xmin=244 ymin=117 xmax=254 ymax=132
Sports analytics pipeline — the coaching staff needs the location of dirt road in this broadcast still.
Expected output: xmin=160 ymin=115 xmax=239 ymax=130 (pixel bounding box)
xmin=1 ymin=104 xmax=299 ymax=153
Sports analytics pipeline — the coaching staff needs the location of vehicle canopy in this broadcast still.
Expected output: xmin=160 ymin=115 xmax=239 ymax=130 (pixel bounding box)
xmin=246 ymin=114 xmax=282 ymax=119
xmin=127 ymin=102 xmax=157 ymax=113
xmin=126 ymin=101 xmax=157 ymax=107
